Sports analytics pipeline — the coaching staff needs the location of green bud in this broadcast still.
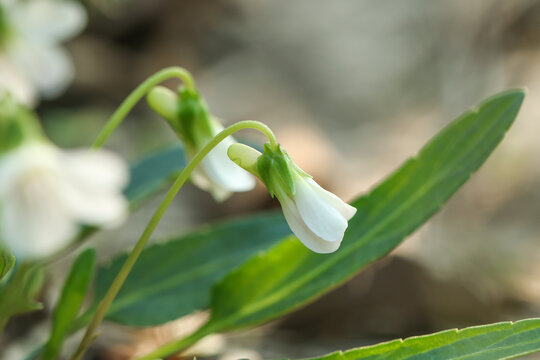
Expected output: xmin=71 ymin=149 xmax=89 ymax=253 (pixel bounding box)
xmin=0 ymin=94 xmax=44 ymax=155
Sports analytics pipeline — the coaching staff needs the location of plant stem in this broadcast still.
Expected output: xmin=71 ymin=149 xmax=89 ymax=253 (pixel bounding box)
xmin=91 ymin=67 xmax=196 ymax=149
xmin=70 ymin=120 xmax=277 ymax=360
xmin=136 ymin=324 xmax=215 ymax=360
xmin=0 ymin=317 xmax=7 ymax=335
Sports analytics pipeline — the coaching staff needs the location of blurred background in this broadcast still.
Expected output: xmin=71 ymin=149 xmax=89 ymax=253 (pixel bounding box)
xmin=2 ymin=0 xmax=540 ymax=359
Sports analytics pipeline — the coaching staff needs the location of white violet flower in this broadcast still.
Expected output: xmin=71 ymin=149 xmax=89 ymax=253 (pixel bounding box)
xmin=0 ymin=0 xmax=87 ymax=105
xmin=147 ymin=85 xmax=255 ymax=201
xmin=228 ymin=143 xmax=356 ymax=253
xmin=0 ymin=142 xmax=129 ymax=259
xmin=0 ymin=95 xmax=129 ymax=260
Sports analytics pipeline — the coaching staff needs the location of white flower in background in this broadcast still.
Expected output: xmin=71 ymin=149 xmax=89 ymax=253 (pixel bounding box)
xmin=0 ymin=0 xmax=87 ymax=105
xmin=189 ymin=117 xmax=257 ymax=201
xmin=147 ymin=85 xmax=255 ymax=201
xmin=0 ymin=142 xmax=129 ymax=259
xmin=228 ymin=143 xmax=356 ymax=253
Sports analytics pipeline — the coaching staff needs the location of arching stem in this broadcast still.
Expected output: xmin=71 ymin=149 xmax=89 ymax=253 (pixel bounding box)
xmin=91 ymin=67 xmax=196 ymax=149
xmin=70 ymin=120 xmax=277 ymax=360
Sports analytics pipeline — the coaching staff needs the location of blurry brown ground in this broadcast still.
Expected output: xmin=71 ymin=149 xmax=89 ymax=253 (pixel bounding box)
xmin=3 ymin=0 xmax=540 ymax=359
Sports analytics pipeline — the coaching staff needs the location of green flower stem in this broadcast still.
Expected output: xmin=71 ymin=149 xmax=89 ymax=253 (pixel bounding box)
xmin=91 ymin=67 xmax=196 ymax=149
xmin=137 ymin=325 xmax=215 ymax=360
xmin=70 ymin=120 xmax=277 ymax=360
xmin=0 ymin=317 xmax=7 ymax=335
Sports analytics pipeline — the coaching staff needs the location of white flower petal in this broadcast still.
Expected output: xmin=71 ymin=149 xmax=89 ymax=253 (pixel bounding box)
xmin=293 ymin=176 xmax=348 ymax=243
xmin=0 ymin=143 xmax=58 ymax=194
xmin=57 ymin=182 xmax=128 ymax=227
xmin=278 ymin=194 xmax=341 ymax=254
xmin=208 ymin=185 xmax=233 ymax=203
xmin=58 ymin=149 xmax=129 ymax=226
xmin=0 ymin=143 xmax=128 ymax=259
xmin=200 ymin=135 xmax=256 ymax=192
xmin=1 ymin=174 xmax=77 ymax=259
xmin=60 ymin=149 xmax=129 ymax=191
xmin=305 ymin=178 xmax=357 ymax=220
xmin=189 ymin=165 xmax=231 ymax=202
xmin=12 ymin=0 xmax=87 ymax=44
xmin=8 ymin=41 xmax=74 ymax=97
xmin=0 ymin=55 xmax=36 ymax=105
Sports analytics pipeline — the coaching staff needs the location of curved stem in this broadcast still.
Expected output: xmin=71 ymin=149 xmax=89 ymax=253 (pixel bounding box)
xmin=91 ymin=67 xmax=196 ymax=149
xmin=137 ymin=324 xmax=215 ymax=360
xmin=0 ymin=316 xmax=7 ymax=335
xmin=70 ymin=120 xmax=277 ymax=360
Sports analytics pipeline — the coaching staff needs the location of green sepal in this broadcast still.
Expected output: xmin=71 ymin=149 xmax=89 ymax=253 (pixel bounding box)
xmin=257 ymin=143 xmax=296 ymax=198
xmin=0 ymin=94 xmax=44 ymax=155
xmin=177 ymin=87 xmax=213 ymax=148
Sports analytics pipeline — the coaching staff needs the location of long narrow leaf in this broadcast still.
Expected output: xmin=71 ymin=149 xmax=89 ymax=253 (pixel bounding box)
xmin=199 ymin=90 xmax=525 ymax=333
xmin=95 ymin=212 xmax=290 ymax=326
xmin=305 ymin=318 xmax=540 ymax=360
xmin=43 ymin=248 xmax=96 ymax=360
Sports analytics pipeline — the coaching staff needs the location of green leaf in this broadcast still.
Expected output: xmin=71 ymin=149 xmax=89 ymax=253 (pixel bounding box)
xmin=0 ymin=249 xmax=15 ymax=281
xmin=0 ymin=263 xmax=44 ymax=320
xmin=200 ymin=90 xmax=525 ymax=334
xmin=124 ymin=145 xmax=186 ymax=204
xmin=93 ymin=212 xmax=291 ymax=326
xmin=43 ymin=248 xmax=96 ymax=360
xmin=305 ymin=318 xmax=540 ymax=360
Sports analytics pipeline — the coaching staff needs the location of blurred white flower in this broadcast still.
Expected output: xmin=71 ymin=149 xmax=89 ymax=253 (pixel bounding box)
xmin=0 ymin=142 xmax=128 ymax=259
xmin=229 ymin=143 xmax=356 ymax=253
xmin=147 ymin=85 xmax=255 ymax=201
xmin=0 ymin=0 xmax=87 ymax=105
xmin=189 ymin=118 xmax=256 ymax=201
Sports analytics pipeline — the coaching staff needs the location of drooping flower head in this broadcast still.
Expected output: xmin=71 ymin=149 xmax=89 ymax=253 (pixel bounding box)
xmin=147 ymin=85 xmax=255 ymax=201
xmin=0 ymin=0 xmax=87 ymax=105
xmin=0 ymin=95 xmax=128 ymax=259
xmin=228 ymin=142 xmax=356 ymax=253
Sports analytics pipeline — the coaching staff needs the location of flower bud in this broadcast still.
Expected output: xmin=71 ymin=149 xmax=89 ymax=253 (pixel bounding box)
xmin=146 ymin=86 xmax=255 ymax=201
